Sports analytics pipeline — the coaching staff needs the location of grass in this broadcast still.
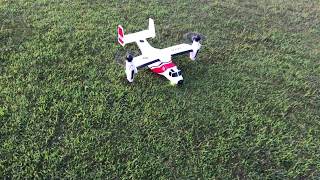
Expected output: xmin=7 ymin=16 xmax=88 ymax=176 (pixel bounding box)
xmin=1 ymin=0 xmax=320 ymax=178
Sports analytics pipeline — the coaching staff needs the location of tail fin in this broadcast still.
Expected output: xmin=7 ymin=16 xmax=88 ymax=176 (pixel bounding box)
xmin=148 ymin=18 xmax=155 ymax=38
xmin=117 ymin=18 xmax=156 ymax=47
xmin=118 ymin=25 xmax=125 ymax=46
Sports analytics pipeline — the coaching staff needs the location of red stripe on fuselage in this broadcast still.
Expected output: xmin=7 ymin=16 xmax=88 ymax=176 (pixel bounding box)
xmin=151 ymin=62 xmax=176 ymax=74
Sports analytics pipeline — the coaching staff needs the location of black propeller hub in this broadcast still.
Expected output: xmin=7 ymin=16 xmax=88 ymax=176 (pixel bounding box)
xmin=192 ymin=35 xmax=201 ymax=42
xmin=126 ymin=54 xmax=133 ymax=62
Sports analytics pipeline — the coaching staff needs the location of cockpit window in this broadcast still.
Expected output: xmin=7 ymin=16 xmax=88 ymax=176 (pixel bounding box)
xmin=170 ymin=70 xmax=181 ymax=77
xmin=172 ymin=72 xmax=178 ymax=77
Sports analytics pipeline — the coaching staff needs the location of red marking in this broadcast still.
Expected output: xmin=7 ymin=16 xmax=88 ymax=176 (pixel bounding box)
xmin=151 ymin=62 xmax=176 ymax=74
xmin=118 ymin=26 xmax=124 ymax=37
xmin=118 ymin=37 xmax=124 ymax=45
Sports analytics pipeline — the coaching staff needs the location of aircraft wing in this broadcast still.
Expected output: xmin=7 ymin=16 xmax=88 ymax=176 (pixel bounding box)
xmin=132 ymin=55 xmax=160 ymax=69
xmin=163 ymin=43 xmax=193 ymax=57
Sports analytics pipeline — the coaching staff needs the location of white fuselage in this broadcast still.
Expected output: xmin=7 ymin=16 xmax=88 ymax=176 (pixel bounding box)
xmin=134 ymin=39 xmax=184 ymax=85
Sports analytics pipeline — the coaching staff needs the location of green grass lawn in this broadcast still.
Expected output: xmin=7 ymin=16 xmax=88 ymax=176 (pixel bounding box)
xmin=1 ymin=0 xmax=320 ymax=178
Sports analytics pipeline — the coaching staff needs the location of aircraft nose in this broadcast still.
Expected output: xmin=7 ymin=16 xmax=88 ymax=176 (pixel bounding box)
xmin=177 ymin=80 xmax=184 ymax=85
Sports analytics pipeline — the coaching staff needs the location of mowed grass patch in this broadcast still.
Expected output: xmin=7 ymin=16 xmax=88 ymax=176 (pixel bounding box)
xmin=1 ymin=0 xmax=320 ymax=178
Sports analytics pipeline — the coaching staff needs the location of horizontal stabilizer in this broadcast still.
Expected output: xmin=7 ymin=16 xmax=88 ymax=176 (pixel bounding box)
xmin=118 ymin=18 xmax=156 ymax=46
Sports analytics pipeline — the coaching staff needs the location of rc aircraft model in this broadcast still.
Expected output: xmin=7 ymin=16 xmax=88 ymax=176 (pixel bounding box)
xmin=117 ymin=18 xmax=201 ymax=85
